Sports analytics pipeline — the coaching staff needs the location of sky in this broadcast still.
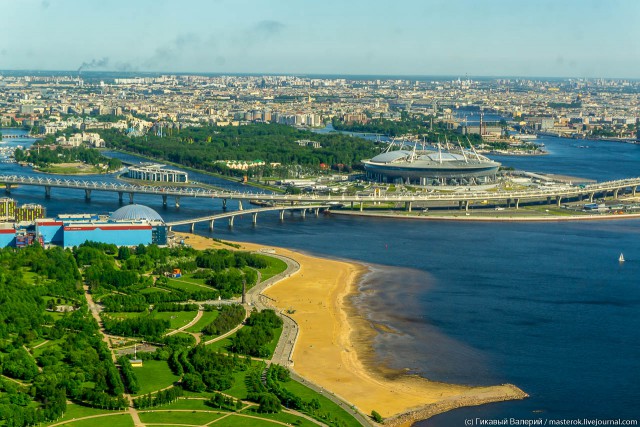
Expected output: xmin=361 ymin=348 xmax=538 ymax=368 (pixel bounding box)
xmin=1 ymin=0 xmax=639 ymax=78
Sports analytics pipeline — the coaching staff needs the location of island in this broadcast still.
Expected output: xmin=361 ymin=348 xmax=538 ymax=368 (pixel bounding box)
xmin=13 ymin=132 xmax=122 ymax=175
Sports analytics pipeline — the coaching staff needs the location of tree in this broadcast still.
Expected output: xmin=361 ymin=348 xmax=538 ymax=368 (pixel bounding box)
xmin=371 ymin=410 xmax=383 ymax=423
xmin=182 ymin=373 xmax=206 ymax=392
xmin=118 ymin=246 xmax=131 ymax=260
xmin=257 ymin=393 xmax=281 ymax=413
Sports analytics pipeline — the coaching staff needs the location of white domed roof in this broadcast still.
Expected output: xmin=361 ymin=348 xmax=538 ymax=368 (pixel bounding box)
xmin=111 ymin=204 xmax=163 ymax=222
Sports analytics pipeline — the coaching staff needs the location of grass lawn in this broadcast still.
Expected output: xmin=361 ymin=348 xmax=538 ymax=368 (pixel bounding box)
xmin=105 ymin=311 xmax=197 ymax=331
xmin=176 ymin=272 xmax=208 ymax=284
xmin=43 ymin=404 xmax=126 ymax=426
xmin=44 ymin=310 xmax=68 ymax=321
xmin=156 ymin=397 xmax=211 ymax=410
xmin=224 ymin=363 xmax=265 ymax=400
xmin=140 ymin=286 xmax=170 ymax=295
xmin=138 ymin=410 xmax=226 ymax=425
xmin=152 ymin=311 xmax=199 ymax=330
xmin=254 ymin=255 xmax=288 ymax=282
xmin=204 ymin=335 xmax=233 ymax=352
xmin=22 ymin=270 xmax=43 ymax=285
xmin=53 ymin=413 xmax=133 ymax=427
xmin=105 ymin=312 xmax=145 ymax=320
xmin=245 ymin=408 xmax=318 ymax=427
xmin=280 ymin=379 xmax=361 ymax=427
xmin=132 ymin=360 xmax=180 ymax=396
xmin=215 ymin=415 xmax=287 ymax=427
xmin=165 ymin=277 xmax=211 ymax=293
xmin=38 ymin=164 xmax=103 ymax=174
xmin=28 ymin=337 xmax=48 ymax=348
xmin=262 ymin=326 xmax=282 ymax=358
xmin=185 ymin=310 xmax=219 ymax=333
xmin=32 ymin=339 xmax=63 ymax=358
xmin=205 ymin=325 xmax=280 ymax=359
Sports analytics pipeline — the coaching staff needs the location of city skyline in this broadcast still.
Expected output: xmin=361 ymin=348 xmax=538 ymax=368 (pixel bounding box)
xmin=2 ymin=0 xmax=640 ymax=79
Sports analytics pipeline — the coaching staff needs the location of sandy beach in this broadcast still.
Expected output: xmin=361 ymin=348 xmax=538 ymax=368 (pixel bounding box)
xmin=176 ymin=232 xmax=527 ymax=425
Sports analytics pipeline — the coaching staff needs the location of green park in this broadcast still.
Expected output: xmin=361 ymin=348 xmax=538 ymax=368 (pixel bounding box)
xmin=0 ymin=241 xmax=363 ymax=427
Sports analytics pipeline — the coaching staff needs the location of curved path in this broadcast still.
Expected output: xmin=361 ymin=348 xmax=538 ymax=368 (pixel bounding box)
xmin=165 ymin=309 xmax=203 ymax=337
xmin=203 ymin=306 xmax=250 ymax=346
xmin=82 ymin=284 xmax=144 ymax=426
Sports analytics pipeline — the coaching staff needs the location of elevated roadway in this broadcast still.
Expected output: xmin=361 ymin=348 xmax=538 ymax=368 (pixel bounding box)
xmin=166 ymin=204 xmax=329 ymax=231
xmin=2 ymin=174 xmax=640 ymax=212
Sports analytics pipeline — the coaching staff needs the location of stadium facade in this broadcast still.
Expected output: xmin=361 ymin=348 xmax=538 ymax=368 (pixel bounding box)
xmin=362 ymin=144 xmax=501 ymax=186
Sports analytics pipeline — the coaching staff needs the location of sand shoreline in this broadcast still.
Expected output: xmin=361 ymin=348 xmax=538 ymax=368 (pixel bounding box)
xmin=174 ymin=232 xmax=528 ymax=425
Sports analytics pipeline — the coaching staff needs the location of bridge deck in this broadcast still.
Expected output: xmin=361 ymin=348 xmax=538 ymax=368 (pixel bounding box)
xmin=167 ymin=205 xmax=328 ymax=227
xmin=2 ymin=174 xmax=640 ymax=205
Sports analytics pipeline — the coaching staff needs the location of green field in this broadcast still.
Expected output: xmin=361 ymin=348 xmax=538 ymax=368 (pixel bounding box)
xmin=185 ymin=309 xmax=219 ymax=333
xmin=48 ymin=413 xmax=133 ymax=427
xmin=255 ymin=255 xmax=289 ymax=281
xmin=263 ymin=326 xmax=282 ymax=357
xmin=214 ymin=415 xmax=289 ymax=426
xmin=204 ymin=335 xmax=233 ymax=352
xmin=32 ymin=339 xmax=63 ymax=358
xmin=165 ymin=276 xmax=212 ymax=293
xmin=224 ymin=363 xmax=266 ymax=400
xmin=139 ymin=286 xmax=170 ymax=295
xmin=152 ymin=311 xmax=199 ymax=330
xmin=37 ymin=164 xmax=102 ymax=174
xmin=41 ymin=404 xmax=121 ymax=426
xmin=205 ymin=325 xmax=281 ymax=359
xmin=132 ymin=360 xmax=181 ymax=396
xmin=138 ymin=410 xmax=226 ymax=425
xmin=280 ymin=380 xmax=362 ymax=427
xmin=105 ymin=310 xmax=198 ymax=331
xmin=245 ymin=408 xmax=318 ymax=427
xmin=106 ymin=311 xmax=143 ymax=320
xmin=156 ymin=397 xmax=212 ymax=410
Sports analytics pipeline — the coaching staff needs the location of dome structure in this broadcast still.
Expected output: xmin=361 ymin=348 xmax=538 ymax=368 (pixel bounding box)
xmin=362 ymin=142 xmax=500 ymax=185
xmin=110 ymin=204 xmax=164 ymax=222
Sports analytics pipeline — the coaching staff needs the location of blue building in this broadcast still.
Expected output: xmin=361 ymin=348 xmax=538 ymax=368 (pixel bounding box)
xmin=0 ymin=226 xmax=16 ymax=247
xmin=36 ymin=204 xmax=167 ymax=248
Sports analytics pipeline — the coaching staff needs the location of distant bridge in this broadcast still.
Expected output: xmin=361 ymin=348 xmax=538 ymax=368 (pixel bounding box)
xmin=1 ymin=173 xmax=640 ymax=212
xmin=167 ymin=205 xmax=329 ymax=232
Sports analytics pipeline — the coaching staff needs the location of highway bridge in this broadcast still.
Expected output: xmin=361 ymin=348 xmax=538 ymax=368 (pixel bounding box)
xmin=2 ymin=173 xmax=640 ymax=212
xmin=166 ymin=204 xmax=329 ymax=232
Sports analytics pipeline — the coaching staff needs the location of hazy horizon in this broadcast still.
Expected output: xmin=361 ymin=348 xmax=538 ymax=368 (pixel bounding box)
xmin=3 ymin=69 xmax=639 ymax=82
xmin=2 ymin=0 xmax=639 ymax=79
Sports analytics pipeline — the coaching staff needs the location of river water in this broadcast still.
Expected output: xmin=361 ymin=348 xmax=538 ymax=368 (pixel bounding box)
xmin=1 ymin=128 xmax=639 ymax=425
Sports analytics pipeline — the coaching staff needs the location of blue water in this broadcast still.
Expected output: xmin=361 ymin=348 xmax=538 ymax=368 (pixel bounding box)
xmin=2 ymin=129 xmax=640 ymax=425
